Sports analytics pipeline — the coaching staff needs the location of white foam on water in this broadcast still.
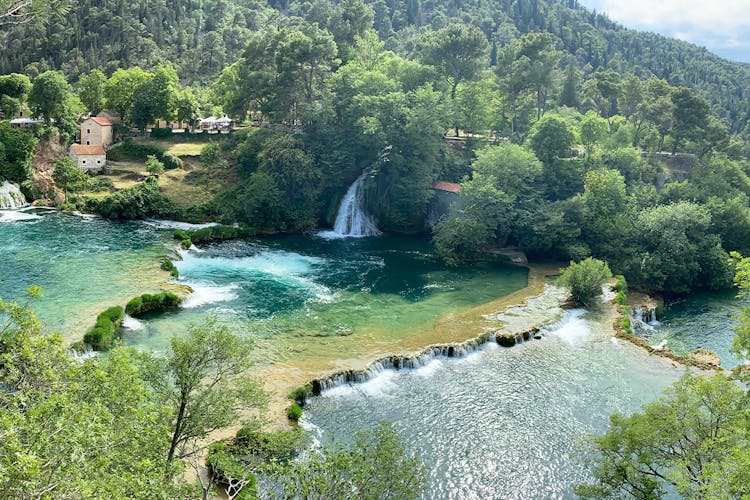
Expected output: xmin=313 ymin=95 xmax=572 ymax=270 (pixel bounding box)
xmin=545 ymin=309 xmax=591 ymax=345
xmin=651 ymin=339 xmax=669 ymax=350
xmin=143 ymin=218 xmax=220 ymax=230
xmin=122 ymin=314 xmax=145 ymax=330
xmin=182 ymin=282 xmax=240 ymax=308
xmin=316 ymin=230 xmax=353 ymax=240
xmin=323 ymin=370 xmax=398 ymax=399
xmin=176 ymin=248 xmax=335 ymax=303
xmin=0 ymin=210 xmax=42 ymax=223
xmin=413 ymin=358 xmax=445 ymax=377
xmin=178 ymin=249 xmax=325 ymax=277
xmin=354 ymin=370 xmax=398 ymax=397
xmin=71 ymin=211 xmax=98 ymax=219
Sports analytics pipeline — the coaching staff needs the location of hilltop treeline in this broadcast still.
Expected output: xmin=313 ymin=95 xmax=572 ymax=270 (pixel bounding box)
xmin=2 ymin=0 xmax=750 ymax=131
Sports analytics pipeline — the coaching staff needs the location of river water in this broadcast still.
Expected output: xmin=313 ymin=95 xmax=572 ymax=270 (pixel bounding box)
xmin=635 ymin=290 xmax=746 ymax=368
xmin=301 ymin=299 xmax=685 ymax=498
xmin=1 ymin=210 xmax=742 ymax=498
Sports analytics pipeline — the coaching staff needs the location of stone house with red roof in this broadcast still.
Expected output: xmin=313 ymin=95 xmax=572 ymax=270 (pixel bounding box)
xmin=69 ymin=144 xmax=106 ymax=173
xmin=80 ymin=116 xmax=113 ymax=148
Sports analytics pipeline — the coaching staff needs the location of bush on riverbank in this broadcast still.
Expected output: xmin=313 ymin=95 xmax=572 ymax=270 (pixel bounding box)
xmin=173 ymin=224 xmax=259 ymax=248
xmin=125 ymin=292 xmax=181 ymax=317
xmin=288 ymin=383 xmax=313 ymax=406
xmin=557 ymin=258 xmax=613 ymax=307
xmin=87 ymin=177 xmax=183 ymax=220
xmin=614 ymin=275 xmax=628 ymax=305
xmin=83 ymin=306 xmax=124 ymax=350
xmin=287 ymin=403 xmax=303 ymax=421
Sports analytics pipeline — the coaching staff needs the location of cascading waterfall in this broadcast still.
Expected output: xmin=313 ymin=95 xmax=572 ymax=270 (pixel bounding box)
xmin=304 ymin=327 xmax=545 ymax=398
xmin=327 ymin=171 xmax=381 ymax=237
xmin=629 ymin=305 xmax=659 ymax=332
xmin=0 ymin=181 xmax=27 ymax=209
xmin=320 ymin=147 xmax=390 ymax=239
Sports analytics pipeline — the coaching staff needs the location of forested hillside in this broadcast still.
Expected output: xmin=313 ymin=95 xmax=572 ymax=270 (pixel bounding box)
xmin=2 ymin=0 xmax=749 ymax=131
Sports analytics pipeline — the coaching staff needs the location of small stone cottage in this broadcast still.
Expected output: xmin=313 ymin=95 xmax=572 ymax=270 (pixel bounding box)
xmin=80 ymin=117 xmax=113 ymax=148
xmin=70 ymin=144 xmax=106 ymax=173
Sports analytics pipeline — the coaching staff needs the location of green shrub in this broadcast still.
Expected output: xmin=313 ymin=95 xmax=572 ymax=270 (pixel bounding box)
xmin=87 ymin=177 xmax=183 ymax=220
xmin=613 ymin=275 xmax=628 ymax=293
xmin=160 ymin=259 xmax=179 ymax=278
xmin=145 ymin=155 xmax=165 ymax=175
xmin=173 ymin=225 xmax=256 ymax=246
xmin=206 ymin=443 xmax=259 ymax=498
xmin=87 ymin=177 xmax=114 ymax=192
xmin=288 ymin=384 xmax=313 ymax=405
xmin=287 ymin=403 xmax=303 ymax=421
xmin=83 ymin=306 xmax=124 ymax=350
xmin=173 ymin=229 xmax=193 ymax=248
xmin=161 ymin=153 xmax=182 ymax=170
xmin=125 ymin=292 xmax=181 ymax=316
xmin=557 ymin=257 xmax=613 ymax=307
xmin=616 ymin=290 xmax=627 ymax=305
xmin=234 ymin=427 xmax=305 ymax=465
xmin=150 ymin=127 xmax=173 ymax=138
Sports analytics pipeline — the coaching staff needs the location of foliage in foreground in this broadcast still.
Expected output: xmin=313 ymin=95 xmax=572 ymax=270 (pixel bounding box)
xmin=576 ymin=372 xmax=750 ymax=499
xmin=557 ymin=258 xmax=612 ymax=306
xmin=577 ymin=254 xmax=750 ymax=498
xmin=1 ymin=290 xmax=425 ymax=499
xmin=276 ymin=421 xmax=426 ymax=500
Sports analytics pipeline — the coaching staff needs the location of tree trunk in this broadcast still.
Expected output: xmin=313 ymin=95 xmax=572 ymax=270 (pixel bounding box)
xmin=166 ymin=395 xmax=187 ymax=467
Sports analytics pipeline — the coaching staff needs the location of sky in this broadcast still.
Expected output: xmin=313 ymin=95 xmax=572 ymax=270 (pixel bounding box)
xmin=578 ymin=0 xmax=750 ymax=63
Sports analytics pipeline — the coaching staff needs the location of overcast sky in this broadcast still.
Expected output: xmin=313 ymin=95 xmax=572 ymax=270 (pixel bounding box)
xmin=577 ymin=0 xmax=750 ymax=63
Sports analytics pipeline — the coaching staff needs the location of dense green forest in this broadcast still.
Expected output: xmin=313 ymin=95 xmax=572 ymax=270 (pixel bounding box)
xmin=3 ymin=0 xmax=750 ymax=131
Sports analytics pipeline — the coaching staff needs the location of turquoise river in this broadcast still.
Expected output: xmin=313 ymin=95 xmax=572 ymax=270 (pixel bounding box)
xmin=0 ymin=208 xmax=743 ymax=498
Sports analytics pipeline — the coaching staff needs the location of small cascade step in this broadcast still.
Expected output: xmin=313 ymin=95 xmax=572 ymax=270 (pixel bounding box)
xmin=0 ymin=181 xmax=27 ymax=209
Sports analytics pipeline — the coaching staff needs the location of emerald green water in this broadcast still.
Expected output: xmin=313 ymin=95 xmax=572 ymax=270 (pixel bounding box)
xmin=3 ymin=209 xmax=743 ymax=497
xmin=636 ymin=290 xmax=747 ymax=368
xmin=0 ymin=211 xmax=528 ymax=359
xmin=0 ymin=210 xmax=173 ymax=335
xmin=123 ymin=236 xmax=529 ymax=359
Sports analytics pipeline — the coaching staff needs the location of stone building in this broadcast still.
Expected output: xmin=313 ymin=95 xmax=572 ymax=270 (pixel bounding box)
xmin=70 ymin=144 xmax=106 ymax=173
xmin=80 ymin=117 xmax=113 ymax=148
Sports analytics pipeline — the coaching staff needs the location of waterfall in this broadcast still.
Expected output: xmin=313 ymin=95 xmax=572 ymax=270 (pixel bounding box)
xmin=0 ymin=181 xmax=27 ymax=209
xmin=306 ymin=327 xmax=544 ymax=397
xmin=629 ymin=305 xmax=659 ymax=332
xmin=321 ymin=172 xmax=381 ymax=238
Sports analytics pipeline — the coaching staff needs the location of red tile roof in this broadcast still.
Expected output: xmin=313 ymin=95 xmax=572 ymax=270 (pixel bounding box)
xmin=71 ymin=144 xmax=105 ymax=155
xmin=89 ymin=117 xmax=112 ymax=126
xmin=431 ymin=181 xmax=462 ymax=193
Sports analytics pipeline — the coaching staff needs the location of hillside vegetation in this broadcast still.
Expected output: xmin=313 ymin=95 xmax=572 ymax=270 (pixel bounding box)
xmin=2 ymin=0 xmax=750 ymax=131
